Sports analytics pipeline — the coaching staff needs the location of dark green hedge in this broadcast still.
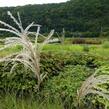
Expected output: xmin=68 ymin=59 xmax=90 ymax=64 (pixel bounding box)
xmin=0 ymin=52 xmax=104 ymax=93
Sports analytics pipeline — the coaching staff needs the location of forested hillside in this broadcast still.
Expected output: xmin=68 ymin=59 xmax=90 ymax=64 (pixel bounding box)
xmin=0 ymin=0 xmax=109 ymax=37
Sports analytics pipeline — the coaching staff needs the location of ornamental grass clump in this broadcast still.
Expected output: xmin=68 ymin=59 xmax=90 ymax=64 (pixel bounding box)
xmin=77 ymin=67 xmax=109 ymax=109
xmin=0 ymin=11 xmax=54 ymax=90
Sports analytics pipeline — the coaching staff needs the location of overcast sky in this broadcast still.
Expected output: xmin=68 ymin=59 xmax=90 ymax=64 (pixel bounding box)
xmin=0 ymin=0 xmax=68 ymax=7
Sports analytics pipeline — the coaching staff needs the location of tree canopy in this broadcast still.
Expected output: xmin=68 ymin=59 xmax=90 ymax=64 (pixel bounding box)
xmin=0 ymin=0 xmax=109 ymax=37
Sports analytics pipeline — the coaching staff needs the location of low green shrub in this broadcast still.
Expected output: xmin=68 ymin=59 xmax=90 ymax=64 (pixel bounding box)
xmin=0 ymin=52 xmax=105 ymax=93
xmin=41 ymin=65 xmax=92 ymax=109
xmin=102 ymin=41 xmax=109 ymax=48
xmin=83 ymin=45 xmax=90 ymax=52
xmin=72 ymin=38 xmax=102 ymax=44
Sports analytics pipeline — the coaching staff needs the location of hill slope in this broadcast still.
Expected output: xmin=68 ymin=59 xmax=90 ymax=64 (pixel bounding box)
xmin=0 ymin=0 xmax=109 ymax=37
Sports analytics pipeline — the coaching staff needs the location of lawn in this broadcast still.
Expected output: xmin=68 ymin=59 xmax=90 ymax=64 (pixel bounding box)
xmin=0 ymin=43 xmax=108 ymax=57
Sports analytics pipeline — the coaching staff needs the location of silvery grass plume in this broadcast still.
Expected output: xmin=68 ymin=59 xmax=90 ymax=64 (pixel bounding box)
xmin=61 ymin=28 xmax=65 ymax=44
xmin=56 ymin=28 xmax=65 ymax=44
xmin=77 ymin=67 xmax=109 ymax=109
xmin=0 ymin=11 xmax=54 ymax=90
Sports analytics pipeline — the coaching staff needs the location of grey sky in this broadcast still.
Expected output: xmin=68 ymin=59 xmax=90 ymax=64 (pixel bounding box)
xmin=0 ymin=0 xmax=68 ymax=7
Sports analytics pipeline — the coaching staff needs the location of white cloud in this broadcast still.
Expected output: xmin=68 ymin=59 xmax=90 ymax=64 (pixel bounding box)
xmin=0 ymin=0 xmax=68 ymax=7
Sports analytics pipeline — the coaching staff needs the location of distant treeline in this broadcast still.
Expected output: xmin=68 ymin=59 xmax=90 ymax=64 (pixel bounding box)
xmin=0 ymin=0 xmax=109 ymax=37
